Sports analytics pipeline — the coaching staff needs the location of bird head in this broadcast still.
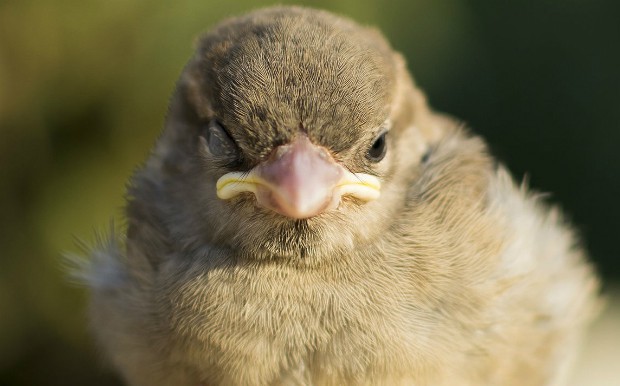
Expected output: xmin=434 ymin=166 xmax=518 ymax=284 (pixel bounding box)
xmin=149 ymin=6 xmax=439 ymax=264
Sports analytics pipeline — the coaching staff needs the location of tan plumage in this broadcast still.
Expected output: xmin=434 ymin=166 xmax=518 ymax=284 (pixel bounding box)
xmin=83 ymin=6 xmax=599 ymax=386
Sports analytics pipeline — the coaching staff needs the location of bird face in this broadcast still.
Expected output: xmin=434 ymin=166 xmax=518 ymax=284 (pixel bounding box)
xmin=161 ymin=7 xmax=424 ymax=263
xmin=215 ymin=132 xmax=382 ymax=219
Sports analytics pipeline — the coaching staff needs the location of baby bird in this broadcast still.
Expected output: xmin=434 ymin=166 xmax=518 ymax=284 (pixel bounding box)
xmin=84 ymin=6 xmax=599 ymax=386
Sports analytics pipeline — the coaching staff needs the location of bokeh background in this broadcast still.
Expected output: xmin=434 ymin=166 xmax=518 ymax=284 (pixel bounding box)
xmin=1 ymin=0 xmax=618 ymax=385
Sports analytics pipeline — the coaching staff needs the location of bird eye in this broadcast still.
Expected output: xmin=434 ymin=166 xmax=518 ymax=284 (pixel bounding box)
xmin=204 ymin=119 xmax=239 ymax=161
xmin=367 ymin=131 xmax=388 ymax=162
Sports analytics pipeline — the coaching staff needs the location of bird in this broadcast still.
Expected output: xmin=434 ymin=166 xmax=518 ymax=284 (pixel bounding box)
xmin=81 ymin=6 xmax=600 ymax=386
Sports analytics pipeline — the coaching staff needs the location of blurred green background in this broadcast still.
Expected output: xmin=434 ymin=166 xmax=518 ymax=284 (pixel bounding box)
xmin=0 ymin=0 xmax=618 ymax=385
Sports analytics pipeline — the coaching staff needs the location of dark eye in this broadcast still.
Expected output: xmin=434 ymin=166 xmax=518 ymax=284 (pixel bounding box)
xmin=203 ymin=119 xmax=240 ymax=161
xmin=367 ymin=131 xmax=388 ymax=162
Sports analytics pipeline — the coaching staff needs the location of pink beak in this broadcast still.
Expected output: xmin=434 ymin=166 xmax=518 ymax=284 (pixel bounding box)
xmin=253 ymin=135 xmax=344 ymax=219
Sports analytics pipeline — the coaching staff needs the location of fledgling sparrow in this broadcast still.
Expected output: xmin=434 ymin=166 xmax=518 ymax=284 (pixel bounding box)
xmin=81 ymin=6 xmax=599 ymax=386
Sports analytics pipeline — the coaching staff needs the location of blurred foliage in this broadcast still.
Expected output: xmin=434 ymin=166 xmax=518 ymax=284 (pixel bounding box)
xmin=0 ymin=0 xmax=618 ymax=384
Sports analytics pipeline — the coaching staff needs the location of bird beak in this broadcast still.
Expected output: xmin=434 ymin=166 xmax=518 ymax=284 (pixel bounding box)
xmin=216 ymin=135 xmax=381 ymax=219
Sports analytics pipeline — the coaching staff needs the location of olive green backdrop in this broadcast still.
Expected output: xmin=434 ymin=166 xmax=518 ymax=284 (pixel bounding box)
xmin=1 ymin=0 xmax=618 ymax=385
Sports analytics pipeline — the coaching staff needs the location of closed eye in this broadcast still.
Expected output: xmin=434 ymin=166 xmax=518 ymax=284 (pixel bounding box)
xmin=202 ymin=119 xmax=242 ymax=167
